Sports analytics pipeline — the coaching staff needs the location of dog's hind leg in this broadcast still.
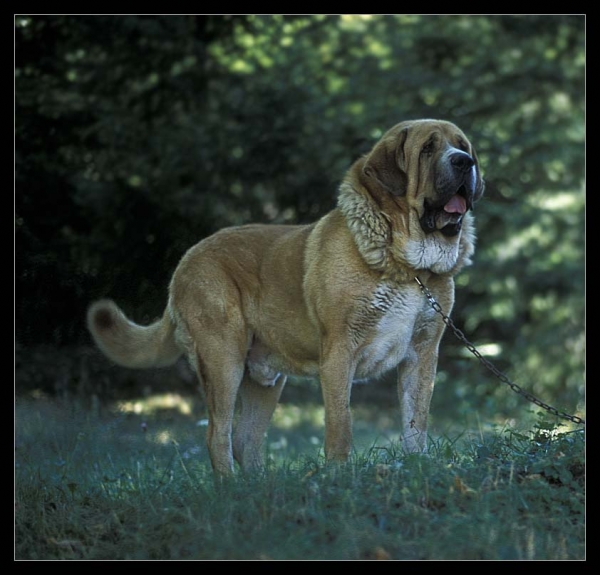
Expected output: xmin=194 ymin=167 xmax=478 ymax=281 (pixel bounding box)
xmin=194 ymin=343 xmax=246 ymax=476
xmin=181 ymin=298 xmax=249 ymax=476
xmin=233 ymin=374 xmax=287 ymax=471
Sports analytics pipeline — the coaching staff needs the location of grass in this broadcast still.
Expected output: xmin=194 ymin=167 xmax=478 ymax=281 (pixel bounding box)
xmin=15 ymin=394 xmax=585 ymax=560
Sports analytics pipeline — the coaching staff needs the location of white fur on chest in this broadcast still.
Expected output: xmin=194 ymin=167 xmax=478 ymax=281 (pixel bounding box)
xmin=402 ymin=235 xmax=460 ymax=274
xmin=354 ymin=285 xmax=433 ymax=379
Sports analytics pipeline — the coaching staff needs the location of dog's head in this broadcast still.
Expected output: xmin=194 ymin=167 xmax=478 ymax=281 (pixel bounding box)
xmin=361 ymin=119 xmax=485 ymax=238
xmin=340 ymin=119 xmax=484 ymax=275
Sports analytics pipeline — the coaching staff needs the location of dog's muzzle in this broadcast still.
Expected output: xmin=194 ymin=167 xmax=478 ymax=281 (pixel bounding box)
xmin=420 ymin=150 xmax=476 ymax=237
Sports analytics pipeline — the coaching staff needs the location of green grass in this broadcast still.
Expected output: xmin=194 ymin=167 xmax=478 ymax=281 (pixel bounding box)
xmin=15 ymin=396 xmax=585 ymax=560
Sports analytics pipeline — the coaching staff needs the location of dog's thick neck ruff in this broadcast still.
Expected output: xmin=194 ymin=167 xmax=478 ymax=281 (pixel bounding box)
xmin=337 ymin=176 xmax=476 ymax=280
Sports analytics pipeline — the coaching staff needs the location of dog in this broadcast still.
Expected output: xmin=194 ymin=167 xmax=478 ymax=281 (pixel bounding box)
xmin=87 ymin=119 xmax=484 ymax=475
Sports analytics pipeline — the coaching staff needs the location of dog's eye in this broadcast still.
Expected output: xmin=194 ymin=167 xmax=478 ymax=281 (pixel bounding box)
xmin=421 ymin=142 xmax=434 ymax=156
xmin=456 ymin=139 xmax=469 ymax=153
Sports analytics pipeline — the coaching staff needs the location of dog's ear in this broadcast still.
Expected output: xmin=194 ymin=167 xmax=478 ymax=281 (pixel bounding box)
xmin=363 ymin=127 xmax=409 ymax=196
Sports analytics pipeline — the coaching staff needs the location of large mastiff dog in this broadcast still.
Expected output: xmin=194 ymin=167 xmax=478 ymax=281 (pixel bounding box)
xmin=88 ymin=119 xmax=484 ymax=475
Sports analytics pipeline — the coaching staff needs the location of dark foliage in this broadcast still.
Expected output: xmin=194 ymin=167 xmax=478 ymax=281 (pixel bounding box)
xmin=15 ymin=16 xmax=584 ymax=418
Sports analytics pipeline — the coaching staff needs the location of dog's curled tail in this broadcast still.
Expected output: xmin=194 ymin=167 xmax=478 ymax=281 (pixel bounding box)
xmin=87 ymin=300 xmax=182 ymax=369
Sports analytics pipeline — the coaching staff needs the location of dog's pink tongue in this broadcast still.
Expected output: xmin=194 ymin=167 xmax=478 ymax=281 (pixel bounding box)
xmin=444 ymin=194 xmax=467 ymax=214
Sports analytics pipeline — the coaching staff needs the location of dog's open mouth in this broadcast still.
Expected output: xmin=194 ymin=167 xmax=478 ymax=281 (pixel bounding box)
xmin=420 ymin=185 xmax=471 ymax=237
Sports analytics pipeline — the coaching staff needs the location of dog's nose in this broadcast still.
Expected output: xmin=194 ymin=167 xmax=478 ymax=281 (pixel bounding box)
xmin=450 ymin=151 xmax=475 ymax=172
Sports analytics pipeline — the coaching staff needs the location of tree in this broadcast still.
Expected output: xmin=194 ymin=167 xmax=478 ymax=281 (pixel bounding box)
xmin=15 ymin=15 xmax=585 ymax=419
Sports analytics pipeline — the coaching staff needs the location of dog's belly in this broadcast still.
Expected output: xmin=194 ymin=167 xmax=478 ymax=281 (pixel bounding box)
xmin=246 ymin=337 xmax=319 ymax=385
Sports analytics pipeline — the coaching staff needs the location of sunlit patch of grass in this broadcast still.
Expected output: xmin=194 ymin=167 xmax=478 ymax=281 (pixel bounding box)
xmin=271 ymin=402 xmax=324 ymax=430
xmin=116 ymin=393 xmax=194 ymax=416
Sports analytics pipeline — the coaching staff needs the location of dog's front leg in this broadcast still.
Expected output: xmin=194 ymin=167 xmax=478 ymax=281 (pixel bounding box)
xmin=397 ymin=340 xmax=441 ymax=453
xmin=319 ymin=343 xmax=356 ymax=462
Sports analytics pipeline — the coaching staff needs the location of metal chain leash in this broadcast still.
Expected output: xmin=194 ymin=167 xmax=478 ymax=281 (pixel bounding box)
xmin=414 ymin=277 xmax=585 ymax=426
